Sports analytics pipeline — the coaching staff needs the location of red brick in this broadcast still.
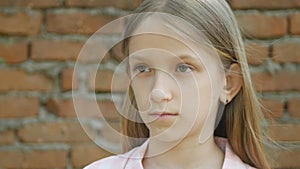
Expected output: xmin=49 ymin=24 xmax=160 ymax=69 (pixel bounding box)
xmin=71 ymin=144 xmax=112 ymax=168
xmin=288 ymin=99 xmax=300 ymax=118
xmin=0 ymin=97 xmax=39 ymax=118
xmin=268 ymin=145 xmax=300 ymax=168
xmin=89 ymin=70 xmax=128 ymax=92
xmin=231 ymin=0 xmax=300 ymax=9
xmin=66 ymin=0 xmax=142 ymax=10
xmin=62 ymin=68 xmax=78 ymax=91
xmin=46 ymin=12 xmax=118 ymax=34
xmin=0 ymin=130 xmax=15 ymax=145
xmin=290 ymin=12 xmax=300 ymax=35
xmin=46 ymin=98 xmax=120 ymax=120
xmin=261 ymin=99 xmax=284 ymax=119
xmin=273 ymin=42 xmax=300 ymax=63
xmin=0 ymin=149 xmax=67 ymax=169
xmin=0 ymin=11 xmax=42 ymax=35
xmin=0 ymin=41 xmax=27 ymax=63
xmin=0 ymin=0 xmax=61 ymax=8
xmin=46 ymin=98 xmax=74 ymax=117
xmin=0 ymin=70 xmax=52 ymax=91
xmin=267 ymin=123 xmax=300 ymax=141
xmin=235 ymin=13 xmax=287 ymax=39
xmin=23 ymin=150 xmax=67 ymax=169
xmin=245 ymin=42 xmax=269 ymax=65
xmin=18 ymin=122 xmax=92 ymax=143
xmin=252 ymin=70 xmax=300 ymax=92
xmin=31 ymin=39 xmax=110 ymax=62
xmin=31 ymin=40 xmax=84 ymax=61
xmin=0 ymin=150 xmax=23 ymax=168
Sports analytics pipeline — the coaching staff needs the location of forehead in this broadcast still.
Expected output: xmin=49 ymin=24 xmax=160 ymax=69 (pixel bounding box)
xmin=129 ymin=18 xmax=196 ymax=58
xmin=126 ymin=14 xmax=225 ymax=71
xmin=129 ymin=34 xmax=191 ymax=56
xmin=128 ymin=15 xmax=217 ymax=57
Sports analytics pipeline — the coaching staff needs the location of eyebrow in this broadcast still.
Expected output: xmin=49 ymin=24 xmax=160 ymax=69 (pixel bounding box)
xmin=129 ymin=54 xmax=203 ymax=70
xmin=130 ymin=54 xmax=200 ymax=61
xmin=177 ymin=55 xmax=202 ymax=64
xmin=131 ymin=54 xmax=202 ymax=68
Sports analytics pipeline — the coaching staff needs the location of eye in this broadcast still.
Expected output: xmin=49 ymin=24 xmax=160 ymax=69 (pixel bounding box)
xmin=135 ymin=64 xmax=151 ymax=73
xmin=176 ymin=63 xmax=194 ymax=73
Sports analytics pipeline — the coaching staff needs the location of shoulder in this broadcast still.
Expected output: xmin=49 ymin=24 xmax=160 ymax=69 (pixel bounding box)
xmin=84 ymin=155 xmax=124 ymax=169
xmin=223 ymin=143 xmax=256 ymax=169
xmin=84 ymin=144 xmax=145 ymax=169
xmin=214 ymin=137 xmax=256 ymax=169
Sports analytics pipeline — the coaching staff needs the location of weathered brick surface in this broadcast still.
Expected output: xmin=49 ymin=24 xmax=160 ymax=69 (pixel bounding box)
xmin=261 ymin=99 xmax=284 ymax=119
xmin=31 ymin=40 xmax=84 ymax=61
xmin=0 ymin=97 xmax=39 ymax=118
xmin=268 ymin=146 xmax=300 ymax=169
xmin=0 ymin=11 xmax=42 ymax=35
xmin=66 ymin=0 xmax=142 ymax=10
xmin=235 ymin=13 xmax=287 ymax=38
xmin=0 ymin=130 xmax=15 ymax=145
xmin=0 ymin=70 xmax=52 ymax=91
xmin=252 ymin=70 xmax=300 ymax=92
xmin=0 ymin=149 xmax=67 ymax=169
xmin=267 ymin=123 xmax=300 ymax=142
xmin=0 ymin=0 xmax=61 ymax=8
xmin=46 ymin=98 xmax=120 ymax=119
xmin=46 ymin=12 xmax=118 ymax=34
xmin=231 ymin=0 xmax=300 ymax=9
xmin=18 ymin=122 xmax=92 ymax=143
xmin=61 ymin=68 xmax=78 ymax=91
xmin=288 ymin=99 xmax=300 ymax=118
xmin=0 ymin=41 xmax=27 ymax=63
xmin=273 ymin=42 xmax=300 ymax=63
xmin=290 ymin=12 xmax=300 ymax=35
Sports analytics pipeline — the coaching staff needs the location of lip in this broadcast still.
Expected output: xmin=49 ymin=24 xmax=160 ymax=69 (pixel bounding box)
xmin=149 ymin=112 xmax=179 ymax=117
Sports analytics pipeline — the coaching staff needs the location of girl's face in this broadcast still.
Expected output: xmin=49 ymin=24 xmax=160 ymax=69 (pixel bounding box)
xmin=128 ymin=16 xmax=225 ymax=142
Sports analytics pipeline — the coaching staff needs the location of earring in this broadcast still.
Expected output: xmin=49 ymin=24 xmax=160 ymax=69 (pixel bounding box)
xmin=224 ymin=96 xmax=229 ymax=104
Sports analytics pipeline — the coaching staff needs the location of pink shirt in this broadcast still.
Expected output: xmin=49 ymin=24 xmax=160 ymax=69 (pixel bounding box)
xmin=85 ymin=137 xmax=255 ymax=169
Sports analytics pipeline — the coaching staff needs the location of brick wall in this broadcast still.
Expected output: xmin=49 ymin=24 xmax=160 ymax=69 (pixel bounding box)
xmin=0 ymin=0 xmax=299 ymax=168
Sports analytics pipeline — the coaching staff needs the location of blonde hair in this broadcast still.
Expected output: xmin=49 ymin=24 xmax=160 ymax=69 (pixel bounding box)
xmin=121 ymin=0 xmax=270 ymax=168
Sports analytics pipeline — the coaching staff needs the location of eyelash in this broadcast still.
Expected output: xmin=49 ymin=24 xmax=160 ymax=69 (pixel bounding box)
xmin=133 ymin=63 xmax=195 ymax=74
xmin=134 ymin=64 xmax=151 ymax=73
xmin=176 ymin=63 xmax=195 ymax=73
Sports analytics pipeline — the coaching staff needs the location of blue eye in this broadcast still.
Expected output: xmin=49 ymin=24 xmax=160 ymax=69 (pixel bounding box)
xmin=176 ymin=64 xmax=194 ymax=73
xmin=135 ymin=65 xmax=151 ymax=73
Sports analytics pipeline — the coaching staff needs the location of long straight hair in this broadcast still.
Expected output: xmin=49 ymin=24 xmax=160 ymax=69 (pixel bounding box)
xmin=121 ymin=0 xmax=270 ymax=168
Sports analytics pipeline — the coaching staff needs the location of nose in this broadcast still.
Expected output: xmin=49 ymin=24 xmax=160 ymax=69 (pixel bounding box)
xmin=149 ymin=71 xmax=173 ymax=103
xmin=150 ymin=89 xmax=172 ymax=102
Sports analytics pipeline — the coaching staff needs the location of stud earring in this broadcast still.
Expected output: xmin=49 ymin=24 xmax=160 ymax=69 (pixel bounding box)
xmin=224 ymin=96 xmax=229 ymax=104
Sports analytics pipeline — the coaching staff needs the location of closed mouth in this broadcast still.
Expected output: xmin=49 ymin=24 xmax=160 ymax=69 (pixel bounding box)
xmin=149 ymin=112 xmax=179 ymax=117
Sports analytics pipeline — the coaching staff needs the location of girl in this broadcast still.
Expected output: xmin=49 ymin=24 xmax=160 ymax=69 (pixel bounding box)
xmin=85 ymin=0 xmax=270 ymax=168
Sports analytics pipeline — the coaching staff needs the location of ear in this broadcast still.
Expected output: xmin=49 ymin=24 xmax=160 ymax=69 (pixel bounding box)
xmin=222 ymin=63 xmax=243 ymax=104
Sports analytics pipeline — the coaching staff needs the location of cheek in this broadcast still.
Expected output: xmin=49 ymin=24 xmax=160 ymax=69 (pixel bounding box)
xmin=131 ymin=80 xmax=151 ymax=110
xmin=179 ymin=73 xmax=213 ymax=114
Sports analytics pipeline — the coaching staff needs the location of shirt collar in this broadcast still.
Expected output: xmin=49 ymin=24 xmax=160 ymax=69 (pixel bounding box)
xmin=124 ymin=137 xmax=254 ymax=169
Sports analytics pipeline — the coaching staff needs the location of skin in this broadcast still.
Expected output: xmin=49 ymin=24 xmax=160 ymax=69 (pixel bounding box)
xmin=128 ymin=16 xmax=242 ymax=169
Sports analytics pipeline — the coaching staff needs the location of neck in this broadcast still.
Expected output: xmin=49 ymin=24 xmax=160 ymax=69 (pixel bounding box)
xmin=143 ymin=135 xmax=224 ymax=169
